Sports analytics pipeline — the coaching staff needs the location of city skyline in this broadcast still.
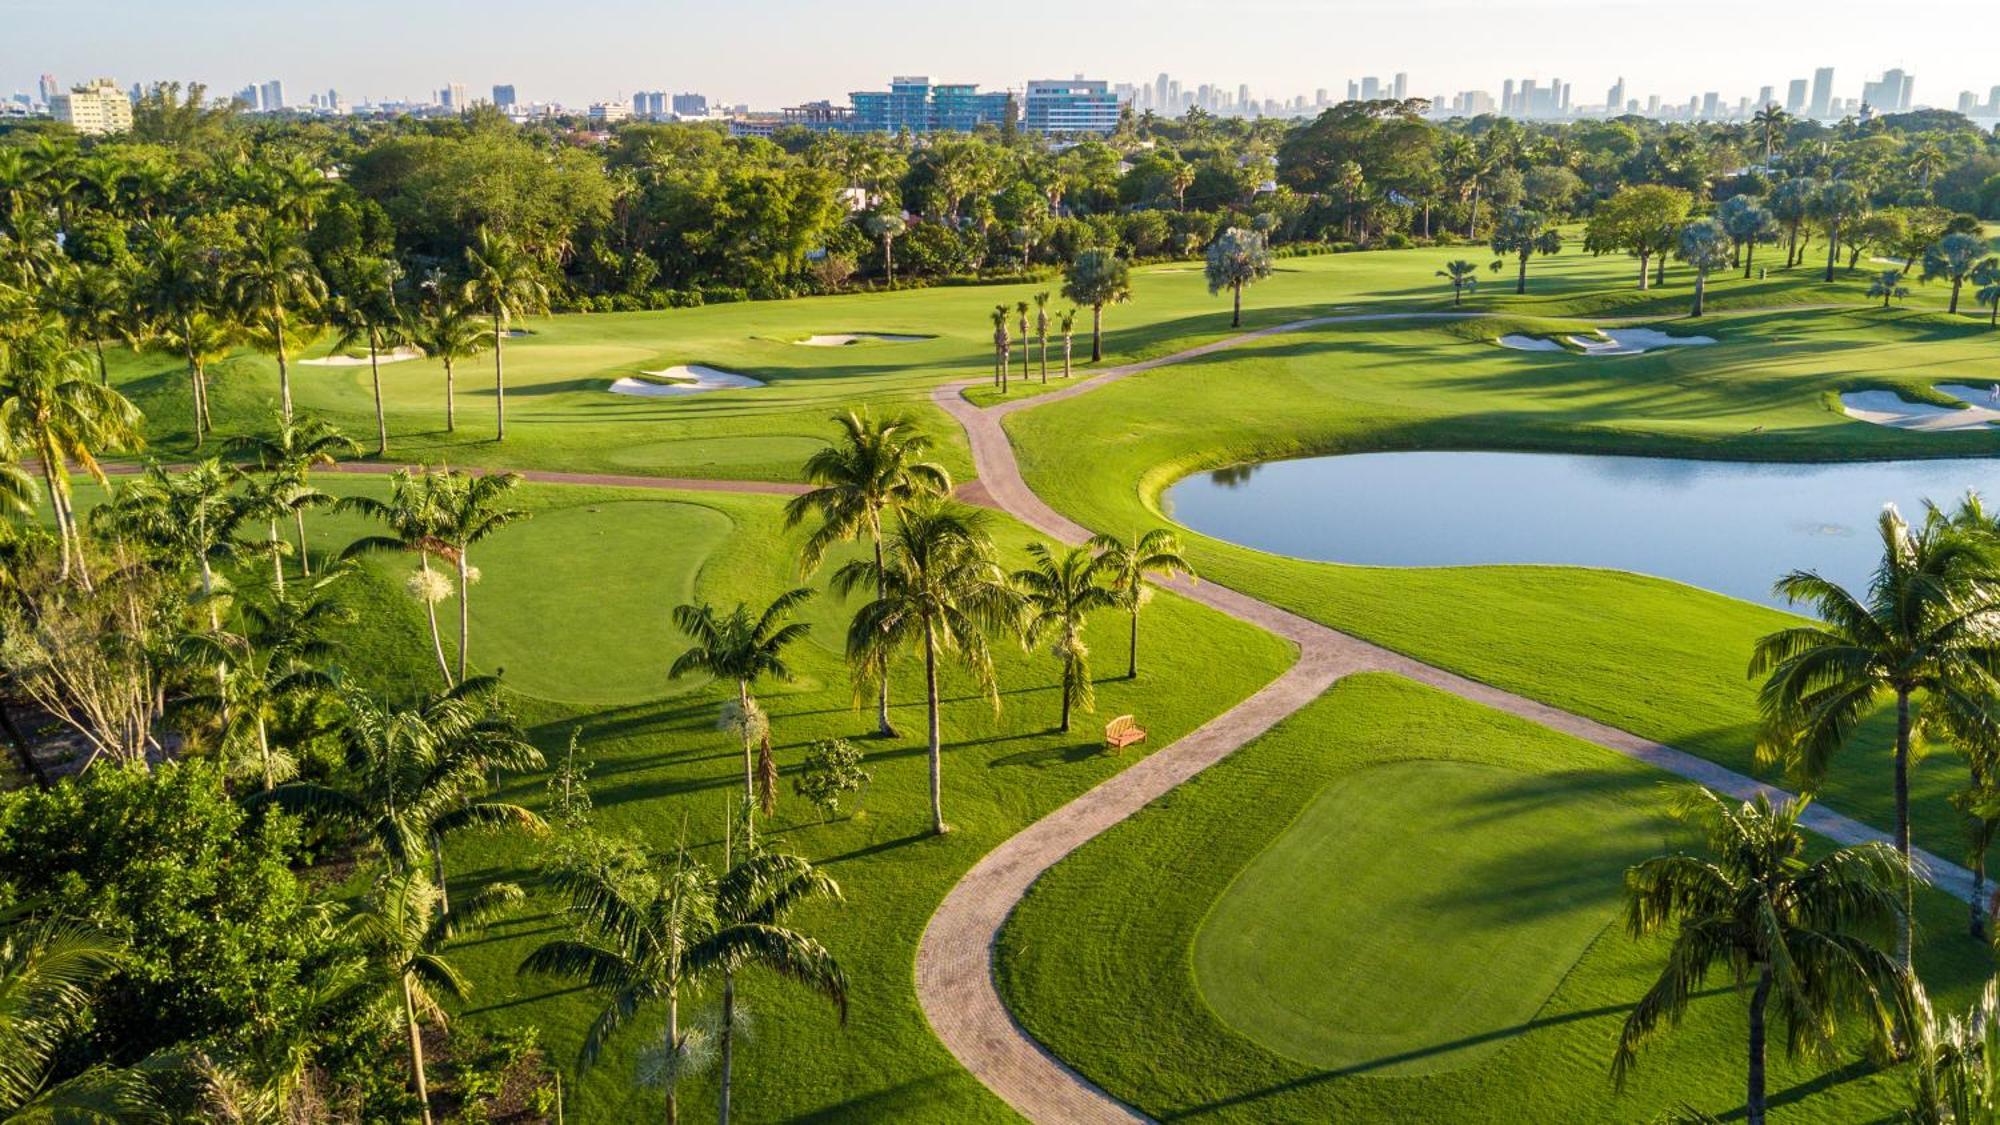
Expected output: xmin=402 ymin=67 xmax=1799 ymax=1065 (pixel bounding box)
xmin=4 ymin=0 xmax=1987 ymax=116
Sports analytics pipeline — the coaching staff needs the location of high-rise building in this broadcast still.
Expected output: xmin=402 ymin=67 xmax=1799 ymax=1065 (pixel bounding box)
xmin=1808 ymin=67 xmax=1834 ymax=118
xmin=1646 ymin=94 xmax=1662 ymax=116
xmin=1786 ymin=78 xmax=1808 ymax=113
xmin=1757 ymin=85 xmax=1774 ymax=109
xmin=50 ymin=78 xmax=132 ymax=135
xmin=587 ymin=100 xmax=630 ymax=125
xmin=1154 ymin=73 xmax=1170 ymax=113
xmin=672 ymin=92 xmax=709 ymax=116
xmin=1861 ymin=69 xmax=1912 ymax=113
xmin=440 ymin=82 xmax=467 ymax=110
xmin=844 ymin=76 xmax=1012 ymax=133
xmin=1502 ymin=79 xmax=1515 ymax=113
xmin=492 ymin=84 xmax=517 ymax=109
xmin=1700 ymin=91 xmax=1719 ymax=120
xmin=1359 ymin=76 xmax=1379 ymax=100
xmin=1024 ymin=77 xmax=1119 ymax=134
xmin=1606 ymin=77 xmax=1625 ymax=115
xmin=236 ymin=84 xmax=260 ymax=111
xmin=37 ymin=74 xmax=57 ymax=105
xmin=1239 ymin=84 xmax=1252 ymax=113
xmin=1393 ymin=72 xmax=1408 ymax=100
xmin=258 ymin=80 xmax=285 ymax=112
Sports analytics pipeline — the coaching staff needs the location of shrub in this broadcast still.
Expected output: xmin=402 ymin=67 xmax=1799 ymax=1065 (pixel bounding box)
xmin=794 ymin=738 xmax=871 ymax=821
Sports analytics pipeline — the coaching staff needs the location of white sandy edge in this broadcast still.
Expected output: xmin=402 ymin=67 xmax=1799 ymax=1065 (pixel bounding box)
xmin=1842 ymin=384 xmax=2000 ymax=432
xmin=608 ymin=365 xmax=765 ymax=397
xmin=299 ymin=345 xmax=425 ymax=367
xmin=1497 ymin=327 xmax=1715 ymax=355
xmin=795 ymin=333 xmax=929 ymax=346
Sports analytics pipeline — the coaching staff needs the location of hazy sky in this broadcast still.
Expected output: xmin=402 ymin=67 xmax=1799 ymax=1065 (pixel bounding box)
xmin=5 ymin=0 xmax=1994 ymax=110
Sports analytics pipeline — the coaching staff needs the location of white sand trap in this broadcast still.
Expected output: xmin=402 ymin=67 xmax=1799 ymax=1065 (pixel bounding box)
xmin=1602 ymin=328 xmax=1715 ymax=351
xmin=299 ymin=345 xmax=425 ymax=367
xmin=795 ymin=333 xmax=930 ymax=346
xmin=1496 ymin=335 xmax=1566 ymax=352
xmin=608 ymin=365 xmax=765 ymax=397
xmin=1842 ymin=384 xmax=2000 ymax=432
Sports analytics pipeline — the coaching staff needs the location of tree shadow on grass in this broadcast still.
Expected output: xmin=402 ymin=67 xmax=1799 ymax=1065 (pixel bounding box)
xmin=988 ymin=739 xmax=1109 ymax=769
xmin=786 ymin=1071 xmax=975 ymax=1123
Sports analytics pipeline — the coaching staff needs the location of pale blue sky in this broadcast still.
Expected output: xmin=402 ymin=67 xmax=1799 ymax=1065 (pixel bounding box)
xmin=4 ymin=0 xmax=1991 ymax=111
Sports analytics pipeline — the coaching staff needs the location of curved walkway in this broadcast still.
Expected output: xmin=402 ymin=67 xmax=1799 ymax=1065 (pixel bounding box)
xmin=914 ymin=312 xmax=1976 ymax=1125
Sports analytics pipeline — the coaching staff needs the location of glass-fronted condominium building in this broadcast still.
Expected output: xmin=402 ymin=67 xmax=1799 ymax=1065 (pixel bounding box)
xmin=842 ymin=76 xmax=1013 ymax=133
xmin=1023 ymin=79 xmax=1121 ymax=134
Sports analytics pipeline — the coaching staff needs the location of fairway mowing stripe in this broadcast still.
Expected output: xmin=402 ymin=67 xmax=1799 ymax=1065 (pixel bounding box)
xmin=79 ymin=459 xmax=812 ymax=497
xmin=917 ymin=310 xmax=1976 ymax=1125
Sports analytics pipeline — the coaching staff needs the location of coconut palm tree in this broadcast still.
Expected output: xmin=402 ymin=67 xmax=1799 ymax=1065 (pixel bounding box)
xmin=864 ymin=211 xmax=906 ymax=286
xmin=1012 ymin=543 xmax=1116 ymax=732
xmin=1489 ymin=208 xmax=1563 ymax=295
xmin=1869 ymin=269 xmax=1911 ymax=309
xmin=1205 ymin=227 xmax=1274 ymax=327
xmin=836 ymin=502 xmax=1022 ymax=834
xmin=430 ymin=469 xmax=528 ymax=682
xmin=711 ymin=826 xmax=847 ymax=1125
xmin=1436 ymin=260 xmax=1481 ymax=305
xmin=1751 ymin=104 xmax=1791 ymax=162
xmin=1923 ymin=233 xmax=1995 ymax=316
xmin=1087 ymin=528 xmax=1195 ymax=678
xmin=1033 ymin=291 xmax=1051 ymax=382
xmin=235 ymin=412 xmax=357 ymax=583
xmin=461 ymin=227 xmax=549 ymax=442
xmin=1168 ymin=160 xmax=1195 ymax=211
xmin=1975 ymin=259 xmax=2000 ymax=327
xmin=226 ymin=219 xmax=324 ymax=422
xmin=1613 ymin=788 xmax=1910 ymax=1125
xmin=45 ymin=263 xmax=125 ymax=387
xmin=520 ymin=840 xmax=847 ymax=1125
xmin=339 ymin=468 xmax=457 ymax=683
xmin=1063 ymin=249 xmax=1132 ymax=364
xmin=179 ymin=577 xmax=345 ymax=789
xmin=98 ymin=459 xmax=250 ymax=631
xmin=325 ymin=254 xmax=406 ymax=457
xmin=148 ymin=310 xmax=240 ymax=445
xmin=784 ymin=409 xmax=951 ymax=737
xmin=1904 ymin=974 xmax=2000 ymax=1123
xmin=1750 ymin=504 xmax=2000 ymax=966
xmin=1058 ymin=307 xmax=1077 ymax=377
xmin=0 ymin=905 xmax=133 ymax=1121
xmin=1676 ymin=218 xmax=1734 ymax=317
xmin=0 ymin=320 xmax=141 ymax=587
xmin=346 ymin=867 xmax=521 ymax=1125
xmin=410 ymin=274 xmax=482 ymax=432
xmin=668 ymin=588 xmax=815 ymax=828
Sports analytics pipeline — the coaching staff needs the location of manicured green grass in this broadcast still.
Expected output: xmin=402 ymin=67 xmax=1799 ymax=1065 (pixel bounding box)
xmin=999 ymin=674 xmax=1994 ymax=1122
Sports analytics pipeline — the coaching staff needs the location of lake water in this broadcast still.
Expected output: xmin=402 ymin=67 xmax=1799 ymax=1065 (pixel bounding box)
xmin=1163 ymin=451 xmax=2000 ymax=609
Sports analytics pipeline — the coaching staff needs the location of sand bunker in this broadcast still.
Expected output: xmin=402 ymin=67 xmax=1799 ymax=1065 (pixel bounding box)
xmin=299 ymin=345 xmax=425 ymax=367
xmin=608 ymin=365 xmax=765 ymax=397
xmin=1842 ymin=384 xmax=2000 ymax=432
xmin=795 ymin=333 xmax=930 ymax=346
xmin=1498 ymin=328 xmax=1715 ymax=356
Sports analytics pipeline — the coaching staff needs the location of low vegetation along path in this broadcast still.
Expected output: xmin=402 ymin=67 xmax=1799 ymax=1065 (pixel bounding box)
xmin=919 ymin=311 xmax=1978 ymax=1125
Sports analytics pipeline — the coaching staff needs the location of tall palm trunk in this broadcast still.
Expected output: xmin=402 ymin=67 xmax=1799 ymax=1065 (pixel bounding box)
xmin=369 ymin=326 xmax=388 ymax=456
xmin=269 ymin=519 xmax=285 ymax=592
xmin=1972 ymin=761 xmax=1991 ymax=940
xmin=1059 ymin=656 xmax=1074 ymax=732
xmin=1038 ymin=326 xmax=1048 ymax=383
xmin=433 ymin=835 xmax=450 ymax=915
xmin=1950 ymin=278 xmax=1965 ymax=316
xmin=492 ymin=314 xmax=507 ymax=442
xmin=718 ymin=972 xmax=735 ymax=1125
xmin=420 ymin=554 xmax=454 ymax=686
xmin=443 ymin=357 xmax=456 ymax=431
xmin=186 ymin=362 xmax=204 ymax=444
xmin=403 ymin=975 xmax=433 ymax=1125
xmin=1090 ymin=305 xmax=1104 ymax=362
xmin=1127 ymin=606 xmax=1139 ymax=678
xmin=871 ymin=528 xmax=895 ymax=737
xmin=736 ymin=679 xmax=756 ymax=814
xmin=274 ymin=305 xmax=293 ymax=422
xmin=1894 ymin=691 xmax=1914 ymax=967
xmin=294 ymin=509 xmax=312 ymax=577
xmin=924 ymin=622 xmax=944 ymax=835
xmin=665 ymin=990 xmax=680 ymax=1125
xmin=1824 ymin=226 xmax=1839 ymax=283
xmin=1062 ymin=335 xmax=1072 ymax=378
xmin=1746 ymin=964 xmax=1771 ymax=1125
xmin=93 ymin=338 xmax=107 ymax=387
xmin=256 ymin=713 xmax=274 ymax=791
xmin=1744 ymin=239 xmax=1756 ymax=280
xmin=456 ymin=552 xmax=472 ymax=682
xmin=40 ymin=457 xmax=78 ymax=587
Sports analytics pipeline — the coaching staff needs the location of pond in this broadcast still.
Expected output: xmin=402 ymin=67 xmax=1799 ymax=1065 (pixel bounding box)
xmin=1163 ymin=451 xmax=2000 ymax=609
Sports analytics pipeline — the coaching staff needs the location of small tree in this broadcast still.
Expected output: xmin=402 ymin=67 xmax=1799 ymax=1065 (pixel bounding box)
xmin=1058 ymin=307 xmax=1077 ymax=377
xmin=1675 ymin=219 xmax=1733 ymax=318
xmin=1488 ymin=208 xmax=1562 ymax=295
xmin=1975 ymin=258 xmax=2000 ymax=326
xmin=865 ymin=211 xmax=906 ymax=286
xmin=1062 ymin=249 xmax=1132 ymax=363
xmin=546 ymin=728 xmax=594 ymax=828
xmin=1923 ymin=233 xmax=1995 ymax=316
xmin=794 ymin=737 xmax=871 ymax=821
xmin=1719 ymin=195 xmax=1777 ymax=279
xmin=1584 ymin=185 xmax=1693 ymax=290
xmin=1869 ymin=269 xmax=1911 ymax=309
xmin=1032 ymin=291 xmax=1051 ymax=382
xmin=1436 ymin=260 xmax=1480 ymax=305
xmin=1203 ymin=227 xmax=1273 ymax=328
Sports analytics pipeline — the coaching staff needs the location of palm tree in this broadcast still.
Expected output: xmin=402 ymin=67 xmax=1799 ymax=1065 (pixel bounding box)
xmin=346 ymin=867 xmax=522 ymax=1125
xmin=99 ymin=459 xmax=250 ymax=631
xmin=226 ymin=219 xmax=324 ymax=422
xmin=46 ymin=263 xmax=126 ymax=387
xmin=1809 ymin=180 xmax=1868 ymax=283
xmin=411 ymin=274 xmax=482 ymax=432
xmin=1205 ymin=227 xmax=1274 ymax=327
xmin=784 ymin=409 xmax=952 ymax=737
xmin=1975 ymin=259 xmax=2000 ymax=327
xmin=1869 ymin=269 xmax=1911 ymax=308
xmin=461 ymin=227 xmax=549 ymax=442
xmin=1904 ymin=975 xmax=2000 ymax=1123
xmin=1750 ymin=504 xmax=2000 ymax=966
xmin=179 ymin=577 xmax=345 ymax=789
xmin=668 ymin=589 xmax=815 ymax=828
xmin=340 ymin=468 xmax=457 ymax=683
xmin=1436 ymin=260 xmax=1480 ymax=305
xmin=836 ymin=503 xmax=1022 ymax=834
xmin=711 ymin=828 xmax=848 ymax=1125
xmin=1033 ymin=291 xmax=1051 ymax=383
xmin=1058 ymin=307 xmax=1077 ymax=377
xmin=431 ymin=470 xmax=527 ymax=682
xmin=521 ymin=841 xmax=847 ymax=1125
xmin=1720 ymin=196 xmax=1777 ymax=280
xmin=235 ymin=412 xmax=357 ymax=583
xmin=132 ymin=219 xmax=225 ymax=440
xmin=1676 ymin=218 xmax=1734 ymax=317
xmin=1751 ymin=104 xmax=1791 ymax=162
xmin=864 ymin=211 xmax=906 ymax=286
xmin=990 ymin=305 xmax=1011 ymax=393
xmin=1015 ymin=300 xmax=1031 ymax=385
xmin=148 ymin=311 xmax=241 ymax=445
xmin=1168 ymin=160 xmax=1195 ymax=211
xmin=255 ymin=678 xmax=545 ymax=910
xmin=0 ymin=905 xmax=133 ymax=1121
xmin=1088 ymin=528 xmax=1195 ymax=678
xmin=1013 ymin=543 xmax=1116 ymax=732
xmin=326 ymin=255 xmax=406 ymax=457
xmin=1063 ymin=249 xmax=1132 ymax=363
xmin=0 ymin=321 xmax=142 ymax=586
xmin=1489 ymin=208 xmax=1564 ymax=295
xmin=1923 ymin=233 xmax=1995 ymax=316
xmin=1613 ymin=788 xmax=1910 ymax=1125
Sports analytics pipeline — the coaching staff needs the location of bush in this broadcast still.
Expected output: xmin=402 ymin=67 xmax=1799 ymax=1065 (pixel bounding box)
xmin=794 ymin=738 xmax=871 ymax=821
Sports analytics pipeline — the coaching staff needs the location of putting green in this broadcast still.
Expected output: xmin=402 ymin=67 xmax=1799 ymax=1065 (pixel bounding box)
xmin=1192 ymin=758 xmax=1664 ymax=1075
xmin=460 ymin=499 xmax=734 ymax=704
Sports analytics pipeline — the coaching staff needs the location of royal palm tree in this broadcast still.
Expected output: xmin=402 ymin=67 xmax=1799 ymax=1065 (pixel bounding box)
xmin=1923 ymin=233 xmax=1995 ymax=316
xmin=668 ymin=588 xmax=815 ymax=827
xmin=411 ymin=274 xmax=482 ymax=431
xmin=836 ymin=503 xmax=1022 ymax=834
xmin=0 ymin=320 xmax=142 ymax=586
xmin=1205 ymin=227 xmax=1274 ymax=327
xmin=0 ymin=905 xmax=133 ymax=1121
xmin=431 ymin=470 xmax=527 ymax=682
xmin=1033 ymin=291 xmax=1051 ymax=382
xmin=347 ymin=867 xmax=521 ymax=1125
xmin=1613 ymin=788 xmax=1910 ymax=1125
xmin=461 ymin=227 xmax=549 ymax=442
xmin=1063 ymin=249 xmax=1132 ymax=363
xmin=521 ymin=841 xmax=846 ymax=1125
xmin=1750 ymin=504 xmax=2000 ymax=966
xmin=1088 ymin=528 xmax=1195 ymax=678
xmin=1436 ymin=259 xmax=1480 ymax=305
xmin=235 ymin=412 xmax=357 ymax=582
xmin=1676 ymin=218 xmax=1734 ymax=317
xmin=326 ymin=254 xmax=406 ymax=457
xmin=226 ymin=219 xmax=324 ymax=421
xmin=340 ymin=468 xmax=456 ymax=683
xmin=784 ymin=409 xmax=951 ymax=737
xmin=1013 ymin=543 xmax=1116 ymax=732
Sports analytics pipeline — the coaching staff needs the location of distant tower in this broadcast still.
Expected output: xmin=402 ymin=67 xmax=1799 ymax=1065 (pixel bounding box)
xmin=1786 ymin=78 xmax=1807 ymax=113
xmin=1392 ymin=72 xmax=1407 ymax=100
xmin=1606 ymin=77 xmax=1625 ymax=114
xmin=1808 ymin=67 xmax=1834 ymax=118
xmin=37 ymin=73 xmax=57 ymax=105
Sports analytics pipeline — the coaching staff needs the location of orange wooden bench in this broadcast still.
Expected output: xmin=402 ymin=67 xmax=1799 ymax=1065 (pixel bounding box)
xmin=1104 ymin=714 xmax=1147 ymax=751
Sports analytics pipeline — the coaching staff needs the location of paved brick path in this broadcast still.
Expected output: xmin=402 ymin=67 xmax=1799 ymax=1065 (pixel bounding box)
xmin=914 ymin=313 xmax=1974 ymax=1125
